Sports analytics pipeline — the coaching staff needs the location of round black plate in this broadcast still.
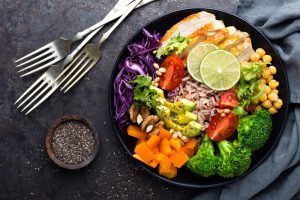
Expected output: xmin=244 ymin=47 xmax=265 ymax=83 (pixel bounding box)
xmin=108 ymin=9 xmax=289 ymax=188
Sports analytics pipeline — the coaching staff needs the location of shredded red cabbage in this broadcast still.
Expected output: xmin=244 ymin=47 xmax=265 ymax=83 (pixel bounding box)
xmin=114 ymin=29 xmax=161 ymax=129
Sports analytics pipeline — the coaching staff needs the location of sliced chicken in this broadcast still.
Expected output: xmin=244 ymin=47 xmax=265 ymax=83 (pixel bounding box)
xmin=201 ymin=28 xmax=229 ymax=45
xmin=160 ymin=11 xmax=225 ymax=47
xmin=160 ymin=12 xmax=254 ymax=62
xmin=218 ymin=29 xmax=249 ymax=50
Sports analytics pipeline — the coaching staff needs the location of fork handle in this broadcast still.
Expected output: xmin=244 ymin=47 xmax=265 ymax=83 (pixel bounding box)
xmin=70 ymin=0 xmax=155 ymax=43
xmin=97 ymin=0 xmax=142 ymax=46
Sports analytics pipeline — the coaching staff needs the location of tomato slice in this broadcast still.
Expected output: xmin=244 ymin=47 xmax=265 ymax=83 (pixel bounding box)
xmin=208 ymin=112 xmax=239 ymax=142
xmin=158 ymin=55 xmax=185 ymax=91
xmin=219 ymin=91 xmax=239 ymax=109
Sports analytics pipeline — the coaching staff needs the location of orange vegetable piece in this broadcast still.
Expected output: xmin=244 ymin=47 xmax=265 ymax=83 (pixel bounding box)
xmin=159 ymin=138 xmax=172 ymax=155
xmin=146 ymin=134 xmax=161 ymax=150
xmin=149 ymin=159 xmax=159 ymax=168
xmin=169 ymin=138 xmax=181 ymax=152
xmin=182 ymin=147 xmax=195 ymax=157
xmin=136 ymin=138 xmax=146 ymax=145
xmin=183 ymin=138 xmax=198 ymax=150
xmin=153 ymin=147 xmax=159 ymax=153
xmin=159 ymin=164 xmax=177 ymax=179
xmin=127 ymin=125 xmax=147 ymax=139
xmin=158 ymin=128 xmax=172 ymax=139
xmin=134 ymin=142 xmax=154 ymax=163
xmin=170 ymin=150 xmax=189 ymax=168
xmin=155 ymin=153 xmax=171 ymax=168
xmin=132 ymin=154 xmax=158 ymax=168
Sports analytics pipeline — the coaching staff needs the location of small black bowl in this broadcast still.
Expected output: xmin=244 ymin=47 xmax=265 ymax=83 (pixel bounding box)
xmin=108 ymin=9 xmax=289 ymax=188
xmin=46 ymin=115 xmax=99 ymax=170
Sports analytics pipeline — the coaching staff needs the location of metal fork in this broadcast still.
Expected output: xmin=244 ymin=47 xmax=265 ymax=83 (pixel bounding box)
xmin=14 ymin=0 xmax=145 ymax=115
xmin=14 ymin=0 xmax=154 ymax=77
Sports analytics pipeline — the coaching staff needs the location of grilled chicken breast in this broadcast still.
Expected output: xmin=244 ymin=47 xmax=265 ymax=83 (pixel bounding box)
xmin=160 ymin=12 xmax=254 ymax=62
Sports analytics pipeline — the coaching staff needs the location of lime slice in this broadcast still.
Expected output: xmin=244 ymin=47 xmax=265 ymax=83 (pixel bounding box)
xmin=187 ymin=44 xmax=218 ymax=82
xmin=200 ymin=50 xmax=240 ymax=91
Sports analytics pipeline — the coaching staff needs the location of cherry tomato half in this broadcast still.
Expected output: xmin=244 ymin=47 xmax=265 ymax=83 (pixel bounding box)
xmin=158 ymin=55 xmax=185 ymax=91
xmin=219 ymin=91 xmax=239 ymax=109
xmin=208 ymin=112 xmax=239 ymax=142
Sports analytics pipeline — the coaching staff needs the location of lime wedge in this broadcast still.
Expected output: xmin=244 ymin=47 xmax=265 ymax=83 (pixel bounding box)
xmin=200 ymin=50 xmax=240 ymax=91
xmin=187 ymin=44 xmax=218 ymax=82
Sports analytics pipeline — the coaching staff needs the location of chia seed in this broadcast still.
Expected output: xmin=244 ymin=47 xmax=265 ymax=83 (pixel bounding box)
xmin=52 ymin=121 xmax=95 ymax=165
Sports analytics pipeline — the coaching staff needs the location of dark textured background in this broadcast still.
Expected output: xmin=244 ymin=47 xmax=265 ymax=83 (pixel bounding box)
xmin=0 ymin=1 xmax=240 ymax=199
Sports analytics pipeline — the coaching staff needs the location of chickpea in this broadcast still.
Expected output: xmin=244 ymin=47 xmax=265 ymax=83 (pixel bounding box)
xmin=262 ymin=100 xmax=272 ymax=108
xmin=272 ymin=89 xmax=279 ymax=94
xmin=268 ymin=93 xmax=279 ymax=102
xmin=250 ymin=53 xmax=260 ymax=62
xmin=263 ymin=55 xmax=272 ymax=63
xmin=265 ymin=86 xmax=272 ymax=94
xmin=273 ymin=99 xmax=283 ymax=109
xmin=268 ymin=107 xmax=278 ymax=114
xmin=269 ymin=80 xmax=279 ymax=89
xmin=256 ymin=48 xmax=266 ymax=57
xmin=269 ymin=66 xmax=277 ymax=75
xmin=260 ymin=78 xmax=267 ymax=84
xmin=266 ymin=75 xmax=274 ymax=83
xmin=259 ymin=93 xmax=268 ymax=102
xmin=255 ymin=105 xmax=262 ymax=111
xmin=262 ymin=69 xmax=271 ymax=79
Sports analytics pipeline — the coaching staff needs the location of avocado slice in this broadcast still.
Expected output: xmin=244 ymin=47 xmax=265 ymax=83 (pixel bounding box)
xmin=156 ymin=105 xmax=202 ymax=137
xmin=149 ymin=85 xmax=164 ymax=98
xmin=155 ymin=97 xmax=196 ymax=114
xmin=172 ymin=111 xmax=198 ymax=125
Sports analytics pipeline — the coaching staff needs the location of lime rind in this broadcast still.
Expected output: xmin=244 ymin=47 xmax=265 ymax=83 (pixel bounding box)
xmin=200 ymin=50 xmax=240 ymax=91
xmin=187 ymin=44 xmax=218 ymax=82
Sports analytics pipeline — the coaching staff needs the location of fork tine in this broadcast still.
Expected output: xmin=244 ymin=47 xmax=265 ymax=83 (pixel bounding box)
xmin=17 ymin=81 xmax=47 ymax=108
xmin=64 ymin=61 xmax=97 ymax=93
xmin=16 ymin=49 xmax=53 ymax=68
xmin=54 ymin=52 xmax=85 ymax=82
xmin=17 ymin=55 xmax=56 ymax=73
xmin=60 ymin=60 xmax=91 ymax=91
xmin=21 ymin=83 xmax=52 ymax=112
xmin=25 ymin=86 xmax=57 ymax=115
xmin=14 ymin=75 xmax=46 ymax=105
xmin=20 ymin=59 xmax=58 ymax=77
xmin=59 ymin=56 xmax=89 ymax=88
xmin=15 ymin=43 xmax=52 ymax=63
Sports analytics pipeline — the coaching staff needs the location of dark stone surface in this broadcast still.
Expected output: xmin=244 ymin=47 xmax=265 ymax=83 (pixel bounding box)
xmin=0 ymin=1 xmax=237 ymax=199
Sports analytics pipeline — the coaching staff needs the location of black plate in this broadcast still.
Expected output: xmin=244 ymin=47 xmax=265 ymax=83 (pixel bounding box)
xmin=108 ymin=9 xmax=289 ymax=188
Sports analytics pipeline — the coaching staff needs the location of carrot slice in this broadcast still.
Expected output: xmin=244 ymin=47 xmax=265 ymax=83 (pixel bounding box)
xmin=136 ymin=138 xmax=146 ymax=145
xmin=158 ymin=164 xmax=177 ymax=179
xmin=159 ymin=138 xmax=172 ymax=156
xmin=133 ymin=154 xmax=158 ymax=168
xmin=169 ymin=138 xmax=181 ymax=152
xmin=149 ymin=159 xmax=159 ymax=168
xmin=134 ymin=142 xmax=154 ymax=163
xmin=170 ymin=150 xmax=189 ymax=168
xmin=146 ymin=134 xmax=161 ymax=150
xmin=158 ymin=128 xmax=172 ymax=139
xmin=183 ymin=138 xmax=198 ymax=150
xmin=127 ymin=125 xmax=148 ymax=139
xmin=155 ymin=153 xmax=171 ymax=168
xmin=182 ymin=147 xmax=195 ymax=157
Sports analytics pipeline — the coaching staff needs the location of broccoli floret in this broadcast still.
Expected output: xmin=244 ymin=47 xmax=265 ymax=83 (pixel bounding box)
xmin=185 ymin=134 xmax=220 ymax=177
xmin=217 ymin=140 xmax=252 ymax=178
xmin=237 ymin=109 xmax=272 ymax=151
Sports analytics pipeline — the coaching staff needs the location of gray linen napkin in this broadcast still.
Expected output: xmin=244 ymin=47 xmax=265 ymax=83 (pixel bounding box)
xmin=193 ymin=0 xmax=300 ymax=199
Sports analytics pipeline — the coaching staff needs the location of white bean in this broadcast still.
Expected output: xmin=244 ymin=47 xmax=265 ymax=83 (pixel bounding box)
xmin=158 ymin=68 xmax=166 ymax=73
xmin=153 ymin=63 xmax=160 ymax=69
